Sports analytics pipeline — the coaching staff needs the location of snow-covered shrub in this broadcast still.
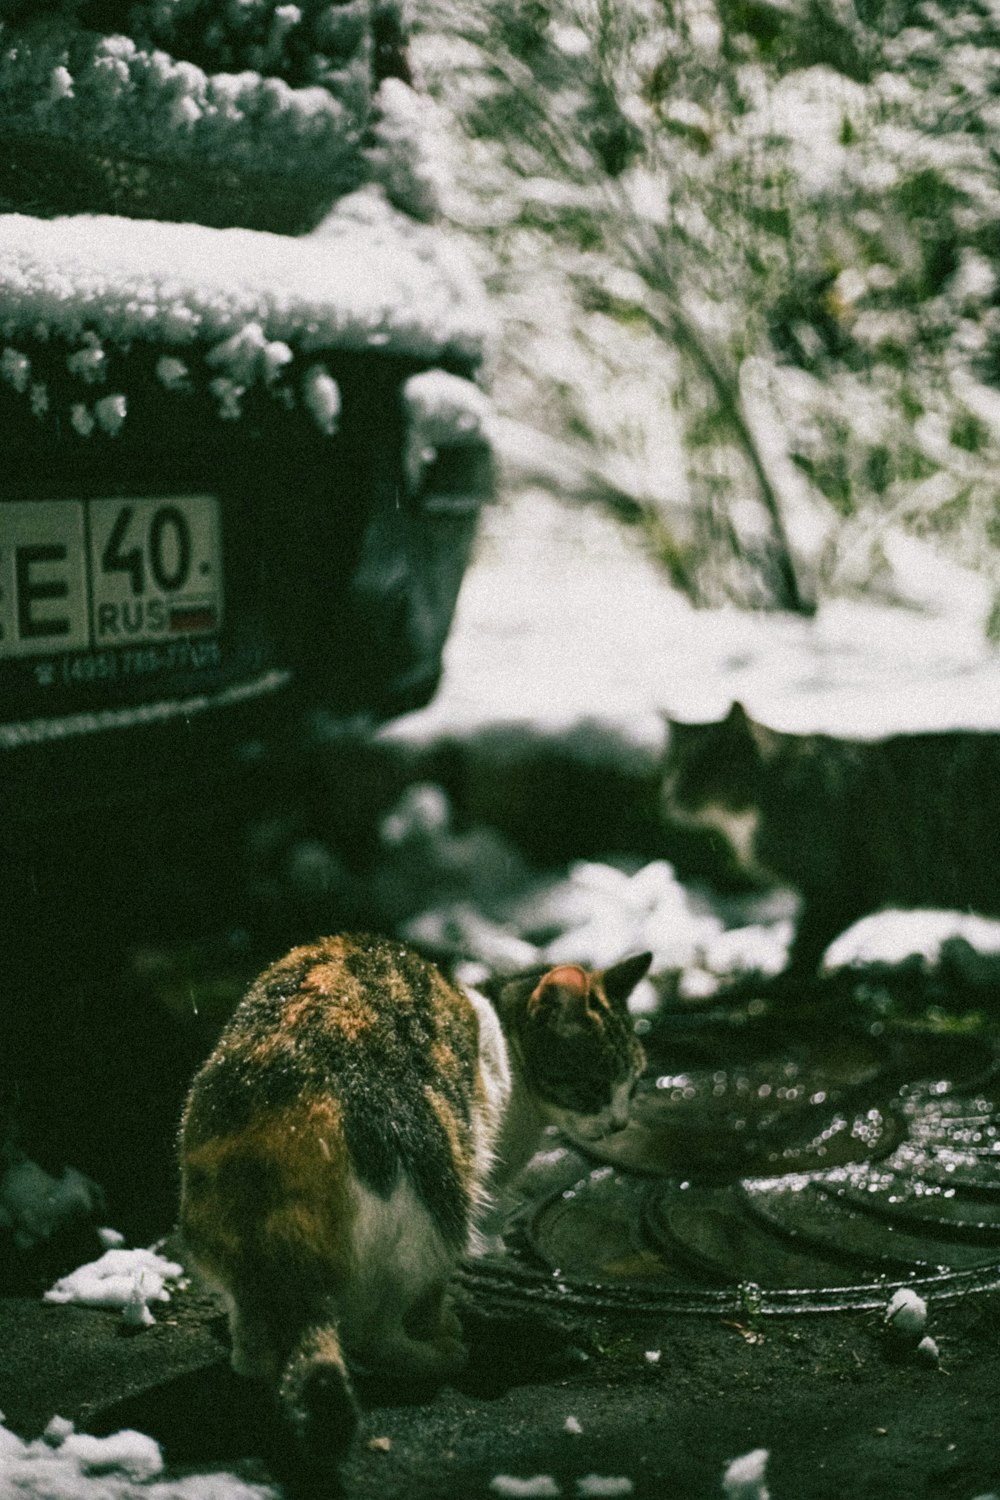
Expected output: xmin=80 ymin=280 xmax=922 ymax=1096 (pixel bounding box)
xmin=410 ymin=0 xmax=1000 ymax=623
xmin=0 ymin=0 xmax=435 ymax=230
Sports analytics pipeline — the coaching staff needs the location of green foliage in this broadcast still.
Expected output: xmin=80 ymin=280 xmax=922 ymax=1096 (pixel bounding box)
xmin=414 ymin=0 xmax=1000 ymax=615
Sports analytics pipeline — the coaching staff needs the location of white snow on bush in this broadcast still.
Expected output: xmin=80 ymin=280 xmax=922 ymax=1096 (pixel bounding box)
xmin=367 ymin=78 xmax=457 ymax=222
xmin=741 ymin=66 xmax=867 ymax=196
xmin=0 ymin=191 xmax=490 ymax=366
xmin=414 ymin=0 xmax=1000 ymax=621
xmin=0 ymin=26 xmax=363 ymax=181
xmin=44 ymin=1247 xmax=182 ymax=1326
xmin=0 ymin=1414 xmax=277 ymax=1500
xmin=722 ymin=1448 xmax=770 ymax=1500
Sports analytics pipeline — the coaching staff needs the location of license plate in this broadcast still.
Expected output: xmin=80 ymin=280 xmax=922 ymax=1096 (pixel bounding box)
xmin=0 ymin=495 xmax=223 ymax=660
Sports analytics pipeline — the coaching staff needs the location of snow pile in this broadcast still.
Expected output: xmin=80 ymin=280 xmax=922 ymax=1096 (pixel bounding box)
xmin=0 ymin=1156 xmax=102 ymax=1252
xmin=533 ymin=861 xmax=721 ymax=974
xmin=679 ymin=921 xmax=795 ymax=1001
xmin=0 ymin=189 xmax=491 ymax=441
xmin=883 ymin=1287 xmax=928 ymax=1341
xmin=0 ymin=1414 xmax=277 ymax=1500
xmin=823 ymin=912 xmax=1000 ymax=974
xmin=489 ymin=1480 xmax=560 ymax=1499
xmin=402 ymin=368 xmax=491 ymax=493
xmin=883 ymin=1288 xmax=942 ymax=1365
xmin=722 ymin=1448 xmax=770 ymax=1500
xmin=374 ymin=780 xmax=739 ymax=981
xmin=44 ymin=1247 xmax=184 ymax=1328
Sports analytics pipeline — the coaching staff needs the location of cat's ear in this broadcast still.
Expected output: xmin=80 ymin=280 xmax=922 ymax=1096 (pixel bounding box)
xmin=725 ymin=700 xmax=752 ymax=733
xmin=601 ymin=951 xmax=653 ymax=1008
xmin=528 ymin=965 xmax=592 ymax=1036
xmin=726 ymin=701 xmax=778 ymax=761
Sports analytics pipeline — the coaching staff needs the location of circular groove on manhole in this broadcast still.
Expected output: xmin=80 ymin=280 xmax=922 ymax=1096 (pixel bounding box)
xmin=463 ymin=1018 xmax=1000 ymax=1316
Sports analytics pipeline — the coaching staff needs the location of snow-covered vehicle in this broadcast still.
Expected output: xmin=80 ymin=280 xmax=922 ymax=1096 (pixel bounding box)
xmin=0 ymin=2 xmax=493 ymax=937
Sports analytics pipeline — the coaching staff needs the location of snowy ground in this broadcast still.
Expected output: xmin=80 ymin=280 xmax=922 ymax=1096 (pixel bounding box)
xmin=383 ymin=485 xmax=1000 ymax=760
xmin=0 ymin=1417 xmax=276 ymax=1500
xmin=0 ymin=1409 xmax=774 ymax=1500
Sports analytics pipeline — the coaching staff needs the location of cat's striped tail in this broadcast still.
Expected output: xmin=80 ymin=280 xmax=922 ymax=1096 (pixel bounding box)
xmin=279 ymin=1323 xmax=358 ymax=1464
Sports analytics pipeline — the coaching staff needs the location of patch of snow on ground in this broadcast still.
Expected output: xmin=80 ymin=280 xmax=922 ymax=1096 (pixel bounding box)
xmin=383 ymin=489 xmax=1000 ymax=753
xmin=538 ymin=861 xmax=722 ymax=971
xmin=0 ymin=1415 xmax=277 ymax=1500
xmin=489 ymin=1479 xmax=562 ymax=1499
xmin=683 ymin=921 xmax=795 ymax=993
xmin=722 ymin=1447 xmax=771 ymax=1500
xmin=44 ymin=1247 xmax=183 ymax=1327
xmin=883 ymin=1287 xmax=928 ymax=1340
xmin=372 ymin=778 xmax=740 ymax=977
xmin=823 ymin=911 xmax=1000 ymax=972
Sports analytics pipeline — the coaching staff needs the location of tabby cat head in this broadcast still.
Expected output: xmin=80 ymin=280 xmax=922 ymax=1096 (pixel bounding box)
xmin=493 ymin=953 xmax=652 ymax=1140
xmin=663 ymin=702 xmax=779 ymax=813
xmin=661 ymin=702 xmax=780 ymax=881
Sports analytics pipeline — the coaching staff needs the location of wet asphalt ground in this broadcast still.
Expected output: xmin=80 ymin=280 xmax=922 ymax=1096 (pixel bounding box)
xmin=3 ymin=1268 xmax=1000 ymax=1499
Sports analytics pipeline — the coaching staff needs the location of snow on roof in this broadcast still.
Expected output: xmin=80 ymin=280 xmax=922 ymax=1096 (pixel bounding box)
xmin=0 ymin=190 xmax=490 ymax=364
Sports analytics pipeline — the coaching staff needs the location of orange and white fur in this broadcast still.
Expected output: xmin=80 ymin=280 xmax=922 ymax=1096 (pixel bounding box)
xmin=179 ymin=933 xmax=650 ymax=1462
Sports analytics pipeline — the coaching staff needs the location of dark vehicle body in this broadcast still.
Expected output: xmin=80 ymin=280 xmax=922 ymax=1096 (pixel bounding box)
xmin=2 ymin=343 xmax=490 ymax=947
xmin=0 ymin=0 xmax=492 ymax=1274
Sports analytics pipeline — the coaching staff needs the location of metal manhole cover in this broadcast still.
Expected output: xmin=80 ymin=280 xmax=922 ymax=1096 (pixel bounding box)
xmin=464 ymin=1019 xmax=1000 ymax=1316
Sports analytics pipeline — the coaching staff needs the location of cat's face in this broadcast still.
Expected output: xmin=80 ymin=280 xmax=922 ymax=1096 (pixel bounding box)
xmin=661 ymin=703 xmax=776 ymax=880
xmin=498 ymin=953 xmax=651 ymax=1140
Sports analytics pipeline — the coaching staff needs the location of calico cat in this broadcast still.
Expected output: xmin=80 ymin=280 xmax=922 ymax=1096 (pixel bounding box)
xmin=661 ymin=701 xmax=1000 ymax=977
xmin=179 ymin=934 xmax=650 ymax=1463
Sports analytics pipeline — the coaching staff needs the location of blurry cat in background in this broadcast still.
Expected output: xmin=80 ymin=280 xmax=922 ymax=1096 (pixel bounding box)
xmin=661 ymin=701 xmax=1000 ymax=978
xmin=179 ymin=934 xmax=650 ymax=1466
